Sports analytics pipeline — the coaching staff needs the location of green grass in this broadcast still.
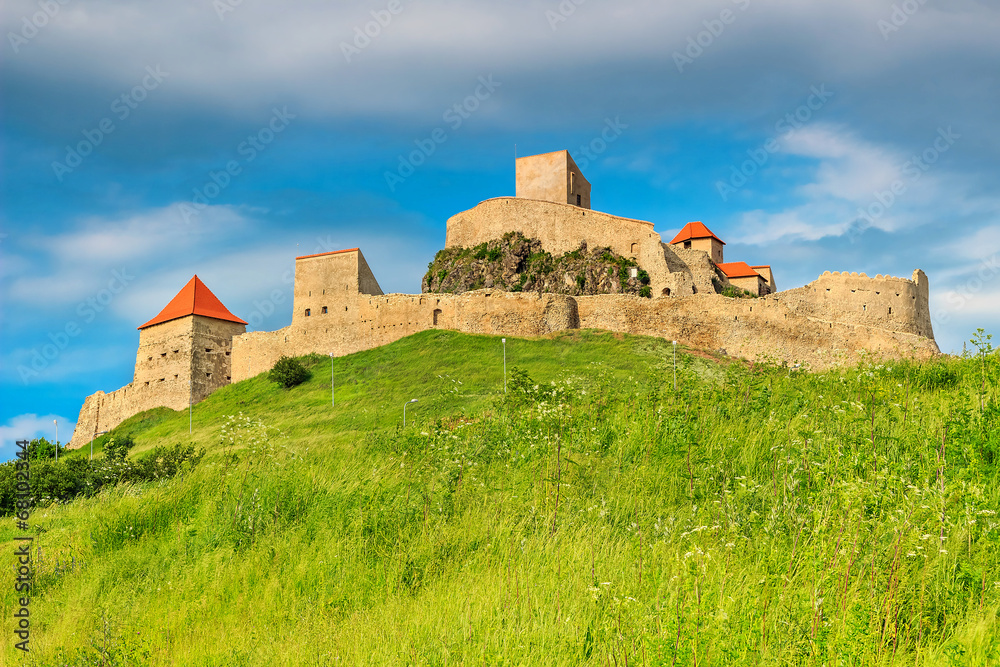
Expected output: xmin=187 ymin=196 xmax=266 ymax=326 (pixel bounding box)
xmin=2 ymin=329 xmax=999 ymax=665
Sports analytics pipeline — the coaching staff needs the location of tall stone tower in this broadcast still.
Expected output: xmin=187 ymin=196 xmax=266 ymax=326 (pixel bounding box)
xmin=134 ymin=275 xmax=247 ymax=406
xmin=515 ymin=150 xmax=591 ymax=209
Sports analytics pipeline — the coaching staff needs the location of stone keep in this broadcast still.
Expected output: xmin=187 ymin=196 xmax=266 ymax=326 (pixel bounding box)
xmin=516 ymin=150 xmax=591 ymax=209
xmin=68 ymin=276 xmax=246 ymax=448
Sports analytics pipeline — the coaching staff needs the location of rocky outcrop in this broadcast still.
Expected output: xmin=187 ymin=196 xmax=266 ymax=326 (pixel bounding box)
xmin=422 ymin=232 xmax=652 ymax=298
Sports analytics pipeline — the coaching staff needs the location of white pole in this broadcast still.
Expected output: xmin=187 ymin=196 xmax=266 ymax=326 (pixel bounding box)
xmin=189 ymin=380 xmax=193 ymax=435
xmin=330 ymin=353 xmax=335 ymax=407
xmin=673 ymin=341 xmax=677 ymax=391
xmin=502 ymin=338 xmax=507 ymax=393
xmin=54 ymin=419 xmax=58 ymax=462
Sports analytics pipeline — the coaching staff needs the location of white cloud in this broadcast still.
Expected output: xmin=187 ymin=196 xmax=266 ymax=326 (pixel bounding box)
xmin=4 ymin=205 xmax=251 ymax=310
xmin=0 ymin=413 xmax=74 ymax=461
xmin=731 ymin=124 xmax=963 ymax=245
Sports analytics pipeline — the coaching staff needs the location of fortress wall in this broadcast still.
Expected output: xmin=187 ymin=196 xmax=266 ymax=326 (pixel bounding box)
xmin=67 ymin=379 xmax=190 ymax=449
xmin=228 ymin=282 xmax=939 ymax=391
xmin=775 ymin=270 xmax=935 ymax=340
xmin=230 ymin=327 xmax=295 ymax=382
xmin=574 ymin=293 xmax=939 ymax=368
xmin=445 ymin=197 xmax=672 ymax=296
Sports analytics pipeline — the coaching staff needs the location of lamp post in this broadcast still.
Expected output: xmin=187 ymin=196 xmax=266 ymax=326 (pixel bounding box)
xmin=403 ymin=398 xmax=418 ymax=427
xmin=502 ymin=338 xmax=507 ymax=393
xmin=53 ymin=419 xmax=58 ymax=462
xmin=672 ymin=340 xmax=677 ymax=391
xmin=330 ymin=353 xmax=335 ymax=407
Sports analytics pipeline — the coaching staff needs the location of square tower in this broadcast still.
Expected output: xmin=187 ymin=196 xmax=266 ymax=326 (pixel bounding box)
xmin=515 ymin=150 xmax=591 ymax=209
xmin=293 ymin=248 xmax=383 ymax=325
xmin=135 ymin=275 xmax=247 ymax=406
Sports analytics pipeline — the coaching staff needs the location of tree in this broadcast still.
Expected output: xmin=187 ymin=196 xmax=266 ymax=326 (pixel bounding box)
xmin=268 ymin=356 xmax=310 ymax=388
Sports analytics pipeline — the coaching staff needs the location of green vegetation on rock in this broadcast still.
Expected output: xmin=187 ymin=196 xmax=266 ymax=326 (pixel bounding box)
xmin=423 ymin=232 xmax=650 ymax=297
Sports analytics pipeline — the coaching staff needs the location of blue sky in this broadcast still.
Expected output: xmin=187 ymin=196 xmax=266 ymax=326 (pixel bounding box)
xmin=2 ymin=0 xmax=998 ymax=458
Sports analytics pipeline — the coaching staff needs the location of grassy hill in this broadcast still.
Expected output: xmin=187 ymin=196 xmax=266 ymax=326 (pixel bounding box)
xmin=2 ymin=329 xmax=999 ymax=665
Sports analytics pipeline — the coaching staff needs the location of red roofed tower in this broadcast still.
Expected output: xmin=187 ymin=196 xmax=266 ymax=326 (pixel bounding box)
xmin=669 ymin=221 xmax=725 ymax=264
xmin=133 ymin=275 xmax=247 ymax=406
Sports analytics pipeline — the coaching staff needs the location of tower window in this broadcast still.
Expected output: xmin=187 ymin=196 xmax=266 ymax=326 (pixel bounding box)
xmin=433 ymin=309 xmax=442 ymax=325
xmin=577 ymin=194 xmax=582 ymax=206
xmin=160 ymin=352 xmax=167 ymax=358
xmin=683 ymin=241 xmax=691 ymax=249
xmin=205 ymin=348 xmax=212 ymax=353
xmin=321 ymin=306 xmax=328 ymax=314
xmin=305 ymin=309 xmax=311 ymax=317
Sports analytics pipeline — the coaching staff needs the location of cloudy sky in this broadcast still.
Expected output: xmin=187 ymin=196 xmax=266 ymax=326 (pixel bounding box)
xmin=2 ymin=0 xmax=998 ymax=458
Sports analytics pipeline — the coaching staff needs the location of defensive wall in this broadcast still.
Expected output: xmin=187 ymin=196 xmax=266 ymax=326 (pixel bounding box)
xmin=230 ymin=262 xmax=939 ymax=383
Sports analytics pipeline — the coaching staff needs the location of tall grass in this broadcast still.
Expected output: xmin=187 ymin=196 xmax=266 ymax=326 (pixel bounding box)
xmin=2 ymin=329 xmax=998 ymax=665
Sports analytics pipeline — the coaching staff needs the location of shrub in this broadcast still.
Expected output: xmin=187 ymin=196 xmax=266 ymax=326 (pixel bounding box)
xmin=269 ymin=356 xmax=310 ymax=388
xmin=637 ymin=269 xmax=650 ymax=285
xmin=721 ymin=285 xmax=757 ymax=299
xmin=639 ymin=286 xmax=652 ymax=298
xmin=104 ymin=434 xmax=135 ymax=464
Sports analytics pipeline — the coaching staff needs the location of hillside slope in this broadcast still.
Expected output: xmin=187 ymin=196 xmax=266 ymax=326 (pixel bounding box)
xmin=2 ymin=330 xmax=998 ymax=666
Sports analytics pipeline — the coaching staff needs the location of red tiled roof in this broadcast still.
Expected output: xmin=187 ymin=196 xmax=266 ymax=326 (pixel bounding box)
xmin=296 ymin=248 xmax=359 ymax=261
xmin=717 ymin=262 xmax=763 ymax=279
xmin=669 ymin=221 xmax=725 ymax=245
xmin=750 ymin=265 xmax=771 ymax=269
xmin=138 ymin=275 xmax=247 ymax=330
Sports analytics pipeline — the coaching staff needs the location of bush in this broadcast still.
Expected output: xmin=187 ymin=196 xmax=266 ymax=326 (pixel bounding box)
xmin=721 ymin=285 xmax=757 ymax=299
xmin=639 ymin=286 xmax=652 ymax=298
xmin=269 ymin=356 xmax=310 ymax=388
xmin=104 ymin=434 xmax=135 ymax=464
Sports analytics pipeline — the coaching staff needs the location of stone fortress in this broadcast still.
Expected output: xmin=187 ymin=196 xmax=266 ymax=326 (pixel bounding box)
xmin=69 ymin=150 xmax=939 ymax=448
